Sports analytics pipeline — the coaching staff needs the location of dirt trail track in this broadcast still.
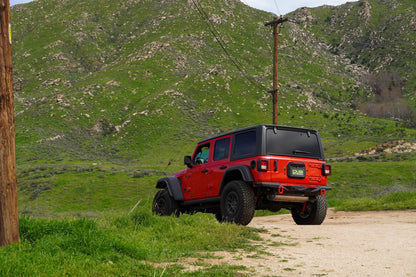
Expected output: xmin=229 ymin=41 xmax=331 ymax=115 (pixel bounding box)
xmin=206 ymin=209 xmax=416 ymax=276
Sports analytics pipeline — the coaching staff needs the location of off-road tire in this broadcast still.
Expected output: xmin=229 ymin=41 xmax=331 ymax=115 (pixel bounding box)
xmin=220 ymin=180 xmax=255 ymax=225
xmin=291 ymin=195 xmax=327 ymax=225
xmin=215 ymin=212 xmax=224 ymax=223
xmin=152 ymin=189 xmax=179 ymax=216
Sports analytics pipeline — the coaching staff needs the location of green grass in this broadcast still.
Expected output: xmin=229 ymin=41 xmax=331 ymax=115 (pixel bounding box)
xmin=8 ymin=154 xmax=416 ymax=275
xmin=16 ymin=163 xmax=171 ymax=216
xmin=332 ymin=192 xmax=416 ymax=211
xmin=0 ymin=207 xmax=261 ymax=276
xmin=16 ymin=154 xmax=416 ymax=219
xmin=326 ymin=153 xmax=416 ymax=210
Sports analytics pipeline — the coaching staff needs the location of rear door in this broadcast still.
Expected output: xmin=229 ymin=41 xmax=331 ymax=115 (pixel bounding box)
xmin=266 ymin=127 xmax=325 ymax=186
xmin=206 ymin=135 xmax=232 ymax=197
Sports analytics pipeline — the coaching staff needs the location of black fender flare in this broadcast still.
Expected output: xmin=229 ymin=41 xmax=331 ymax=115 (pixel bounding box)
xmin=219 ymin=165 xmax=254 ymax=195
xmin=156 ymin=177 xmax=184 ymax=201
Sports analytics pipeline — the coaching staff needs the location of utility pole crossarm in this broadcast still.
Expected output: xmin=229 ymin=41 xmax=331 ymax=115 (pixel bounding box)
xmin=265 ymin=16 xmax=288 ymax=27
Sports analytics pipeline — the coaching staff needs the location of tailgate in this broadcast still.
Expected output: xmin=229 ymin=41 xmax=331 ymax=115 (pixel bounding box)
xmin=269 ymin=156 xmax=327 ymax=187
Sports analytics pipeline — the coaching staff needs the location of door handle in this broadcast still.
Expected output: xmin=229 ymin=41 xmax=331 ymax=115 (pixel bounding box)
xmin=219 ymin=166 xmax=227 ymax=170
xmin=201 ymin=169 xmax=208 ymax=173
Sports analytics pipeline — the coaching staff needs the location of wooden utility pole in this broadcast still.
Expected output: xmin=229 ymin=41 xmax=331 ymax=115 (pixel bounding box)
xmin=265 ymin=16 xmax=288 ymax=125
xmin=0 ymin=0 xmax=19 ymax=247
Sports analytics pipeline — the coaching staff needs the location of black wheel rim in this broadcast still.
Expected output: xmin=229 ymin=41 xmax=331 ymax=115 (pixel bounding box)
xmin=225 ymin=191 xmax=238 ymax=215
xmin=156 ymin=197 xmax=168 ymax=214
xmin=298 ymin=204 xmax=312 ymax=219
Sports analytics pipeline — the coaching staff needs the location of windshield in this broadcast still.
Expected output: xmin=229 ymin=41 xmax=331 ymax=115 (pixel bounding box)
xmin=266 ymin=128 xmax=322 ymax=159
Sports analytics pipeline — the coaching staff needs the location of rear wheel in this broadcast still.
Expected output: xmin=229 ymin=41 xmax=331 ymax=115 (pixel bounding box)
xmin=291 ymin=195 xmax=327 ymax=225
xmin=215 ymin=211 xmax=224 ymax=223
xmin=152 ymin=189 xmax=179 ymax=216
xmin=220 ymin=180 xmax=255 ymax=225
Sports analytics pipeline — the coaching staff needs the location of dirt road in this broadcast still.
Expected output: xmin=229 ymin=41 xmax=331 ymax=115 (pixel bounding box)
xmin=196 ymin=209 xmax=416 ymax=276
xmin=244 ymin=209 xmax=416 ymax=276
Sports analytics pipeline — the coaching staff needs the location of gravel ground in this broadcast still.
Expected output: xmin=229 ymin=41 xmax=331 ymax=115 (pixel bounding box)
xmin=156 ymin=209 xmax=415 ymax=276
xmin=179 ymin=209 xmax=416 ymax=276
xmin=240 ymin=209 xmax=416 ymax=276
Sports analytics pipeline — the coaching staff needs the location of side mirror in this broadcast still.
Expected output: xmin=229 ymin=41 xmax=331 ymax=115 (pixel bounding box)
xmin=184 ymin=156 xmax=193 ymax=168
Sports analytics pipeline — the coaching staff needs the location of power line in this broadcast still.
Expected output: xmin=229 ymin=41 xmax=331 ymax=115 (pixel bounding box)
xmin=273 ymin=0 xmax=282 ymax=16
xmin=191 ymin=0 xmax=268 ymax=92
xmin=192 ymin=0 xmax=246 ymax=73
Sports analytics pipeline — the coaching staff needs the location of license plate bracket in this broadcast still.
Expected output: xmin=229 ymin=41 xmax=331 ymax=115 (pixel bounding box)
xmin=287 ymin=162 xmax=306 ymax=179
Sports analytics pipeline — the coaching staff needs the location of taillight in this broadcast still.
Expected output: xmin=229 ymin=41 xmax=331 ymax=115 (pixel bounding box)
xmin=322 ymin=164 xmax=331 ymax=176
xmin=257 ymin=159 xmax=269 ymax=172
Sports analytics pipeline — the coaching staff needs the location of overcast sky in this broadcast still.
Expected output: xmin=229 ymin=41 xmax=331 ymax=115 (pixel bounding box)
xmin=241 ymin=0 xmax=359 ymax=15
xmin=11 ymin=0 xmax=359 ymax=15
xmin=10 ymin=0 xmax=32 ymax=5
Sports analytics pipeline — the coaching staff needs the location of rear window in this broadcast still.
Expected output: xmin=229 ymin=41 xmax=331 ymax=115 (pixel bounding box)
xmin=233 ymin=131 xmax=256 ymax=157
xmin=214 ymin=137 xmax=230 ymax=161
xmin=266 ymin=128 xmax=321 ymax=159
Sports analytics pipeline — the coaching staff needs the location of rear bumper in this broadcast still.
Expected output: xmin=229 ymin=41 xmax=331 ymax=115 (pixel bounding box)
xmin=255 ymin=182 xmax=331 ymax=195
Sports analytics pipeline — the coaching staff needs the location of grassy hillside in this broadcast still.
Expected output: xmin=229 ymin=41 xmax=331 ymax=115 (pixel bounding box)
xmin=9 ymin=0 xmax=416 ymax=217
xmin=301 ymin=0 xmax=416 ymax=121
xmin=11 ymin=0 xmax=415 ymax=163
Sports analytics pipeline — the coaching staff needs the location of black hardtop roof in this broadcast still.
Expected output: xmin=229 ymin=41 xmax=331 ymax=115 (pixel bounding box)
xmin=197 ymin=124 xmax=319 ymax=144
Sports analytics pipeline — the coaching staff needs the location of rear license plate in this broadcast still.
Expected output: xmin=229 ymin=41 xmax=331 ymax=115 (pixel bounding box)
xmin=287 ymin=162 xmax=306 ymax=179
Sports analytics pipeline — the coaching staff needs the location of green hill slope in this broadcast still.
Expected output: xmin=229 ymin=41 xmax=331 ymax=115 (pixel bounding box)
xmin=11 ymin=0 xmax=414 ymax=166
xmin=9 ymin=0 xmax=416 ymax=216
xmin=299 ymin=0 xmax=416 ymax=119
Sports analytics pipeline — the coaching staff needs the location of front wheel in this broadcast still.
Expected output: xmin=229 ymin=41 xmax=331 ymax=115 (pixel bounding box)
xmin=220 ymin=180 xmax=255 ymax=225
xmin=291 ymin=195 xmax=327 ymax=225
xmin=214 ymin=211 xmax=224 ymax=223
xmin=152 ymin=189 xmax=179 ymax=217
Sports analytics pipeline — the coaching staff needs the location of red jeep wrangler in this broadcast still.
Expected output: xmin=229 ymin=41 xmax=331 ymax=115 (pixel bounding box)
xmin=152 ymin=125 xmax=331 ymax=225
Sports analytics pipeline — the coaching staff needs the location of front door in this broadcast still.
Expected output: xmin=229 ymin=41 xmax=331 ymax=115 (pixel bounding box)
xmin=182 ymin=143 xmax=211 ymax=200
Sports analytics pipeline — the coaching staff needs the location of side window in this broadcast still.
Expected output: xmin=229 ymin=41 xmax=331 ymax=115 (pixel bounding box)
xmin=214 ymin=137 xmax=230 ymax=161
xmin=193 ymin=143 xmax=210 ymax=165
xmin=233 ymin=131 xmax=256 ymax=157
